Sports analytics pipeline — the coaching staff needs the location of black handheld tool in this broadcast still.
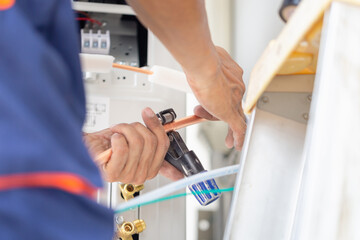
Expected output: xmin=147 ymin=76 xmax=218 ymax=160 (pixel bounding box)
xmin=157 ymin=108 xmax=221 ymax=206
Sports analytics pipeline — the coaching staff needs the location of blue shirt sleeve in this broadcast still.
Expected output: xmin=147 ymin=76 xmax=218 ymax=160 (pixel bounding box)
xmin=0 ymin=0 xmax=103 ymax=187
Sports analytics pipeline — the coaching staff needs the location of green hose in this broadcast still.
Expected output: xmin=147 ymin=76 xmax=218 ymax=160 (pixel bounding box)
xmin=115 ymin=187 xmax=234 ymax=213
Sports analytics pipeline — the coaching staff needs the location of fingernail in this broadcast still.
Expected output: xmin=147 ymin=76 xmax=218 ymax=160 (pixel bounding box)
xmin=144 ymin=107 xmax=155 ymax=118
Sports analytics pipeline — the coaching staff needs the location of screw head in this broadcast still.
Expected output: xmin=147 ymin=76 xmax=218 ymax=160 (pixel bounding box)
xmin=115 ymin=215 xmax=124 ymax=225
xmin=261 ymin=96 xmax=269 ymax=103
xmin=307 ymin=95 xmax=312 ymax=102
xmin=303 ymin=113 xmax=309 ymax=120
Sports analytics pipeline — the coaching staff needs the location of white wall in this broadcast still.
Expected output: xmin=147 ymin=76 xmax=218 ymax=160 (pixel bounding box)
xmin=206 ymin=0 xmax=232 ymax=52
xmin=233 ymin=0 xmax=285 ymax=86
xmin=205 ymin=0 xmax=285 ymax=85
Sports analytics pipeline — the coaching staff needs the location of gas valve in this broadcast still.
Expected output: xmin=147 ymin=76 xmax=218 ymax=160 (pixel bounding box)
xmin=117 ymin=219 xmax=146 ymax=240
xmin=119 ymin=183 xmax=144 ymax=201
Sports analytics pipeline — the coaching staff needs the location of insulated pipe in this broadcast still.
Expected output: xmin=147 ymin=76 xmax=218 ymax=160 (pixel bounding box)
xmin=148 ymin=66 xmax=192 ymax=93
xmin=115 ymin=164 xmax=240 ymax=213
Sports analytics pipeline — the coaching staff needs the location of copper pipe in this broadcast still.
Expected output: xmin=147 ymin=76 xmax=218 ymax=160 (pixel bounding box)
xmin=95 ymin=115 xmax=206 ymax=165
xmin=112 ymin=63 xmax=153 ymax=75
xmin=163 ymin=115 xmax=206 ymax=132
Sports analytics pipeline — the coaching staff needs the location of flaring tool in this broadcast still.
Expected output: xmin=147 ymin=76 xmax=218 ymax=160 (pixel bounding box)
xmin=157 ymin=109 xmax=221 ymax=206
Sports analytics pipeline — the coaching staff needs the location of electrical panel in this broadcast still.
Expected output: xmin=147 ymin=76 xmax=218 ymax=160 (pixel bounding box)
xmin=77 ymin=12 xmax=144 ymax=66
xmin=74 ymin=3 xmax=186 ymax=240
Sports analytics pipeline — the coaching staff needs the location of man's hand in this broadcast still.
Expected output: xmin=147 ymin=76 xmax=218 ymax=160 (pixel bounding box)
xmin=187 ymin=47 xmax=247 ymax=150
xmin=83 ymin=107 xmax=183 ymax=184
xmin=126 ymin=0 xmax=246 ymax=150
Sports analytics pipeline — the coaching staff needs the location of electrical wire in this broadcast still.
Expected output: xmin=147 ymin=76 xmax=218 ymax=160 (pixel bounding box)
xmin=115 ymin=187 xmax=234 ymax=213
xmin=76 ymin=11 xmax=102 ymax=26
xmin=76 ymin=17 xmax=102 ymax=26
xmin=77 ymin=11 xmax=91 ymax=19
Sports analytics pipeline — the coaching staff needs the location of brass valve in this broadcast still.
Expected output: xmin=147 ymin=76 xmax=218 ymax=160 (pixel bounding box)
xmin=119 ymin=184 xmax=144 ymax=201
xmin=117 ymin=219 xmax=146 ymax=240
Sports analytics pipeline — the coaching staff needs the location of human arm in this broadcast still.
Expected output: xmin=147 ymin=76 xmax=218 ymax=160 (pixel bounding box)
xmin=126 ymin=0 xmax=247 ymax=149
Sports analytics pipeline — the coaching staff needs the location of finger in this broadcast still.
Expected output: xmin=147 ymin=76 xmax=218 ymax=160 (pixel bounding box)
xmin=193 ymin=105 xmax=218 ymax=121
xmin=159 ymin=161 xmax=184 ymax=181
xmin=240 ymin=107 xmax=247 ymax=124
xmin=237 ymin=101 xmax=247 ymax=123
xmin=88 ymin=127 xmax=114 ymax=139
xmin=83 ymin=128 xmax=113 ymax=161
xmin=225 ymin=126 xmax=234 ymax=149
xmin=230 ymin=118 xmax=247 ymax=151
xmin=111 ymin=124 xmax=144 ymax=183
xmin=142 ymin=107 xmax=170 ymax=179
xmin=102 ymin=133 xmax=128 ymax=182
xmin=130 ymin=122 xmax=157 ymax=184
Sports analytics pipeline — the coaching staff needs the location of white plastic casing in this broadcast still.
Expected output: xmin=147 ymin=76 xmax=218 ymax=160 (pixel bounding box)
xmin=79 ymin=53 xmax=114 ymax=73
xmin=149 ymin=65 xmax=192 ymax=93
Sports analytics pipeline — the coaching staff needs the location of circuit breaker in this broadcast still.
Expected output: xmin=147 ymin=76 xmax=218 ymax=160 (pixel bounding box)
xmin=73 ymin=2 xmax=186 ymax=239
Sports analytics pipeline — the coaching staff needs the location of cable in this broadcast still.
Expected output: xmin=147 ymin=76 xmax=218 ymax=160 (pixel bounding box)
xmin=115 ymin=187 xmax=234 ymax=213
xmin=76 ymin=11 xmax=91 ymax=19
xmin=76 ymin=11 xmax=102 ymax=26
xmin=76 ymin=17 xmax=102 ymax=26
xmin=114 ymin=164 xmax=240 ymax=213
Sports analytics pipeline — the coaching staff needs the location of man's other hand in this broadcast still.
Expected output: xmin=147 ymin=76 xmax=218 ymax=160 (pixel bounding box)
xmin=83 ymin=107 xmax=183 ymax=184
xmin=186 ymin=46 xmax=247 ymax=150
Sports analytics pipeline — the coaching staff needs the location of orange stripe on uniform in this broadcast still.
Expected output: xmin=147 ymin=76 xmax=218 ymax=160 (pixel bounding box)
xmin=0 ymin=0 xmax=15 ymax=11
xmin=0 ymin=172 xmax=98 ymax=198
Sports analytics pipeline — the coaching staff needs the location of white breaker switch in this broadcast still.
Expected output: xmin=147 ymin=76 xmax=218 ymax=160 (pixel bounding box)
xmin=81 ymin=29 xmax=110 ymax=55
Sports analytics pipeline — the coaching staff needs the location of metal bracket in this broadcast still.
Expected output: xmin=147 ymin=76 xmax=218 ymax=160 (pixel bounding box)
xmin=257 ymin=92 xmax=312 ymax=124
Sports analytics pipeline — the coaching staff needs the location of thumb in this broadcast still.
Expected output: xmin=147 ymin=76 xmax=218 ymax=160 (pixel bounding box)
xmin=141 ymin=107 xmax=163 ymax=131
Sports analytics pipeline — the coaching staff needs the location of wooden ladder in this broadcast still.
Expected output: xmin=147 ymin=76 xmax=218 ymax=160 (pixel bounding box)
xmin=225 ymin=0 xmax=360 ymax=239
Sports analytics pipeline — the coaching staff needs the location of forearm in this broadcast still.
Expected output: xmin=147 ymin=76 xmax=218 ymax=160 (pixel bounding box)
xmin=127 ymin=0 xmax=247 ymax=150
xmin=126 ymin=0 xmax=218 ymax=79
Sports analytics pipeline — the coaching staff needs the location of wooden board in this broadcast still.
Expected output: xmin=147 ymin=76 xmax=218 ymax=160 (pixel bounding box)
xmin=244 ymin=0 xmax=360 ymax=114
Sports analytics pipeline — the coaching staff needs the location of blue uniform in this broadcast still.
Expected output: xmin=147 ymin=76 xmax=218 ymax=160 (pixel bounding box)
xmin=0 ymin=0 xmax=113 ymax=239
